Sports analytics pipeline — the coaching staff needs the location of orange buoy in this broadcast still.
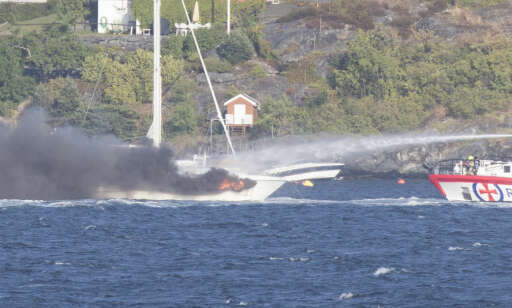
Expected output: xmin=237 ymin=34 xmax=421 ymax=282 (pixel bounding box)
xmin=397 ymin=178 xmax=406 ymax=184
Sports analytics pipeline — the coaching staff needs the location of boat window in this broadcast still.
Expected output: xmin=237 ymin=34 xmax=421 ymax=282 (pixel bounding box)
xmin=462 ymin=187 xmax=472 ymax=201
xmin=505 ymin=166 xmax=511 ymax=173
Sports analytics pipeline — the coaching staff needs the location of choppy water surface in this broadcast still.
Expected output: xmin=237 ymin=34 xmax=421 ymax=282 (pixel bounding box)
xmin=2 ymin=178 xmax=512 ymax=307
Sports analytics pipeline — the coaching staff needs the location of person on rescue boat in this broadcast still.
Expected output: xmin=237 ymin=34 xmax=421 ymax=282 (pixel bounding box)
xmin=465 ymin=155 xmax=475 ymax=175
xmin=473 ymin=156 xmax=480 ymax=175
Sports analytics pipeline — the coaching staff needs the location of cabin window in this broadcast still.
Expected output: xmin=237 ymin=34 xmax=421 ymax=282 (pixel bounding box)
xmin=505 ymin=166 xmax=511 ymax=173
xmin=462 ymin=187 xmax=472 ymax=201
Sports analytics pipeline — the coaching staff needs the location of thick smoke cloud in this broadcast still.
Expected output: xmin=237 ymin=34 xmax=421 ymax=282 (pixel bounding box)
xmin=0 ymin=109 xmax=248 ymax=200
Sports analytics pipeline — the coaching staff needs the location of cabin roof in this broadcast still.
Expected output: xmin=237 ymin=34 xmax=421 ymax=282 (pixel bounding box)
xmin=223 ymin=93 xmax=260 ymax=108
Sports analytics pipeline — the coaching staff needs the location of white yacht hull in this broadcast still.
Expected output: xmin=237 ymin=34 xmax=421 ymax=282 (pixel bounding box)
xmin=96 ymin=175 xmax=286 ymax=202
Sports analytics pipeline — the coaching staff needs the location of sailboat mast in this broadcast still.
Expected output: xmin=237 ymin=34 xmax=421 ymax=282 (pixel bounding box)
xmin=151 ymin=0 xmax=162 ymax=147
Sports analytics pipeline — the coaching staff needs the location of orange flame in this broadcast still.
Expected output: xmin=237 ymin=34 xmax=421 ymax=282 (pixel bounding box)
xmin=218 ymin=178 xmax=245 ymax=192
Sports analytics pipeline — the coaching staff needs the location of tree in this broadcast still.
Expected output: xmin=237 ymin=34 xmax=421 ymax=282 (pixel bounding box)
xmin=0 ymin=40 xmax=35 ymax=116
xmin=165 ymin=101 xmax=198 ymax=136
xmin=57 ymin=0 xmax=86 ymax=24
xmin=33 ymin=77 xmax=82 ymax=124
xmin=217 ymin=31 xmax=254 ymax=65
xmin=23 ymin=29 xmax=88 ymax=80
xmin=254 ymin=96 xmax=307 ymax=137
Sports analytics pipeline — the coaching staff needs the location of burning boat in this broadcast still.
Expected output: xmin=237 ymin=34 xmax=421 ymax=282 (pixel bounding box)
xmin=95 ymin=0 xmax=343 ymax=202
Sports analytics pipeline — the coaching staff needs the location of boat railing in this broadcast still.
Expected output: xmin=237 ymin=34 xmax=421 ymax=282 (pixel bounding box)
xmin=434 ymin=158 xmax=512 ymax=176
xmin=433 ymin=159 xmax=465 ymax=175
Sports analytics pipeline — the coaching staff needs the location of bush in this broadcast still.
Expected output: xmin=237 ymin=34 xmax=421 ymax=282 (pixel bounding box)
xmin=276 ymin=7 xmax=317 ymax=23
xmin=183 ymin=26 xmax=227 ymax=58
xmin=249 ymin=64 xmax=266 ymax=79
xmin=390 ymin=14 xmax=418 ymax=38
xmin=203 ymin=58 xmax=233 ymax=73
xmin=0 ymin=1 xmax=57 ymax=23
xmin=165 ymin=101 xmax=198 ymax=136
xmin=330 ymin=0 xmax=376 ymax=30
xmin=217 ymin=31 xmax=254 ymax=65
xmin=34 ymin=77 xmax=82 ymax=124
xmin=162 ymin=36 xmax=184 ymax=59
xmin=246 ymin=26 xmax=279 ymax=64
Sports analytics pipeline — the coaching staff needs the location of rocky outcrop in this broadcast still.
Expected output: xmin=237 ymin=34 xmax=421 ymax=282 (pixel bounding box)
xmin=343 ymin=138 xmax=512 ymax=178
xmin=80 ymin=34 xmax=155 ymax=51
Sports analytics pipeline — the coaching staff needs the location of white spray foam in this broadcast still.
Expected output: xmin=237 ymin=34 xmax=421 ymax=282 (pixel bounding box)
xmin=473 ymin=242 xmax=488 ymax=247
xmin=448 ymin=246 xmax=465 ymax=251
xmin=374 ymin=267 xmax=395 ymax=276
xmin=339 ymin=292 xmax=354 ymax=300
xmin=269 ymin=257 xmax=283 ymax=261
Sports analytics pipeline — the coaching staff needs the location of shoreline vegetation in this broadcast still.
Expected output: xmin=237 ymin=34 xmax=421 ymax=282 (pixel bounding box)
xmin=1 ymin=0 xmax=511 ymax=156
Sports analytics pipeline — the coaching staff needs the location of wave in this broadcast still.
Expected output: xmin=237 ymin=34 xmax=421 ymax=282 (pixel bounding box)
xmin=1 ymin=196 xmax=512 ymax=209
xmin=373 ymin=267 xmax=395 ymax=277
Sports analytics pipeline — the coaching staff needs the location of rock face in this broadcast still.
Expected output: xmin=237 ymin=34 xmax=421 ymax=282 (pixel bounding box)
xmin=343 ymin=138 xmax=512 ymax=178
xmin=80 ymin=35 xmax=154 ymax=51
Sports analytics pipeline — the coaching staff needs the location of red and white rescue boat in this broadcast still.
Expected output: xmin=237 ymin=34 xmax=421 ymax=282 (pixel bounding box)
xmin=429 ymin=158 xmax=512 ymax=202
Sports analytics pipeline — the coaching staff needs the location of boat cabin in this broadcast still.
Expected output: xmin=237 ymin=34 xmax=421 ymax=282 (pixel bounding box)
xmin=432 ymin=158 xmax=512 ymax=177
xmin=223 ymin=93 xmax=260 ymax=134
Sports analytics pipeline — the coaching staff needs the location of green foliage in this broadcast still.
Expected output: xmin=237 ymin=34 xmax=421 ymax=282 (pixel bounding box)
xmin=162 ymin=36 xmax=184 ymax=59
xmin=162 ymin=54 xmax=185 ymax=85
xmin=23 ymin=29 xmax=88 ymax=80
xmin=203 ymin=58 xmax=233 ymax=73
xmin=217 ymin=31 xmax=254 ymax=65
xmin=183 ymin=26 xmax=227 ymax=58
xmin=330 ymin=0 xmax=375 ymax=30
xmin=56 ymin=0 xmax=87 ymax=24
xmin=0 ymin=1 xmax=57 ymax=23
xmin=276 ymin=7 xmax=317 ymax=23
xmin=34 ymin=77 xmax=82 ymax=124
xmin=330 ymin=30 xmax=399 ymax=99
xmin=0 ymin=39 xmax=36 ymax=116
xmin=82 ymin=104 xmax=142 ymax=140
xmin=254 ymin=96 xmax=308 ymax=137
xmin=132 ymin=0 xmax=265 ymax=28
xmin=165 ymin=101 xmax=198 ymax=136
xmin=167 ymin=77 xmax=197 ymax=105
xmin=284 ymin=55 xmax=319 ymax=85
xmin=245 ymin=25 xmax=279 ymax=64
xmin=103 ymin=61 xmax=137 ymax=105
xmin=327 ymin=30 xmax=512 ymax=131
xmin=249 ymin=64 xmax=266 ymax=79
xmin=82 ymin=50 xmax=184 ymax=105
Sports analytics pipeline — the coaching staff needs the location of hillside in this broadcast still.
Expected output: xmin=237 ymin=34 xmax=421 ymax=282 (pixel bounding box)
xmin=1 ymin=0 xmax=512 ymax=167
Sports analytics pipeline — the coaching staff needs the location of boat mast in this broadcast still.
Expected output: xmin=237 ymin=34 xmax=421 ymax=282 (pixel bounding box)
xmin=180 ymin=0 xmax=236 ymax=156
xmin=147 ymin=0 xmax=162 ymax=147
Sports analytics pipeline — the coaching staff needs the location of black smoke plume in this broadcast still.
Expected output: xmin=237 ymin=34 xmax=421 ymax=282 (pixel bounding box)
xmin=0 ymin=109 xmax=253 ymax=200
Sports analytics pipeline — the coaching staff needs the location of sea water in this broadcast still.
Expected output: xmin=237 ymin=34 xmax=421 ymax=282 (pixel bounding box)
xmin=2 ymin=178 xmax=512 ymax=307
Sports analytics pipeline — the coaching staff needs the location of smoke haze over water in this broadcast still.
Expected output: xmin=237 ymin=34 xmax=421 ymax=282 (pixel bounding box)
xmin=0 ymin=109 xmax=239 ymax=200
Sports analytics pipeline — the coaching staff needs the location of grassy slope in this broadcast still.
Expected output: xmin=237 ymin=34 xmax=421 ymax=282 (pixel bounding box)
xmin=2 ymin=14 xmax=58 ymax=35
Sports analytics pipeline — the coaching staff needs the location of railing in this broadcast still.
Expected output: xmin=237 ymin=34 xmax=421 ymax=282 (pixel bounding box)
xmin=433 ymin=159 xmax=465 ymax=175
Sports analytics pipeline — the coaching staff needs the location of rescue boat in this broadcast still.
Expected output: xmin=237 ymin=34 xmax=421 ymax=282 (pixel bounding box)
xmin=429 ymin=158 xmax=512 ymax=202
